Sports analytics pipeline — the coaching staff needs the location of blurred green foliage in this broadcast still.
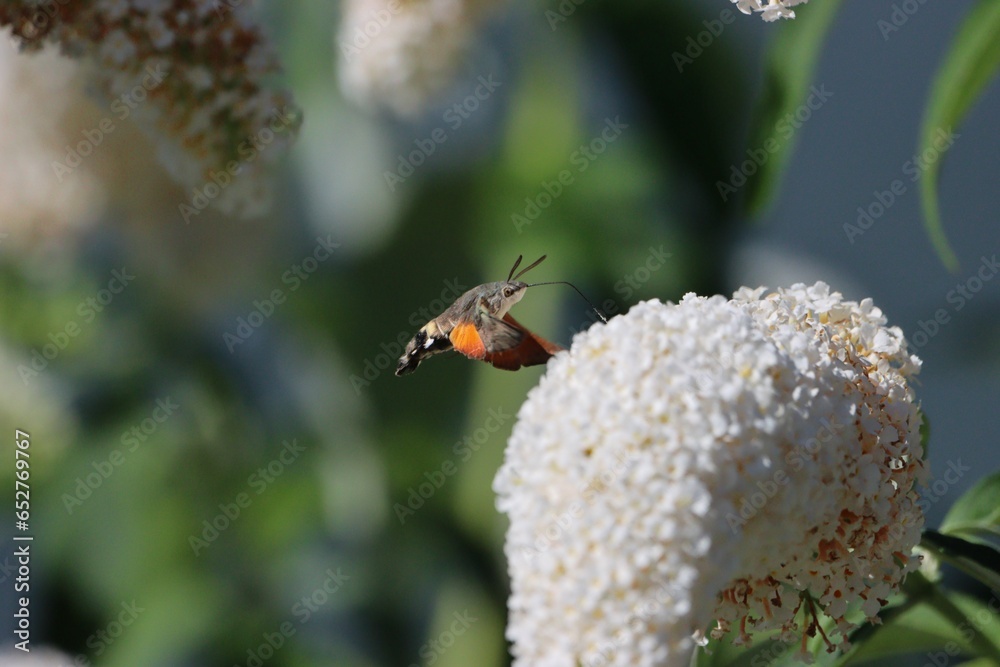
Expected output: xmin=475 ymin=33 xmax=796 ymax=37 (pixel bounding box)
xmin=2 ymin=0 xmax=1000 ymax=666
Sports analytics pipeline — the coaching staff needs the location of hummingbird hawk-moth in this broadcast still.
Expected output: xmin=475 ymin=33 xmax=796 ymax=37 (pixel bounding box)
xmin=395 ymin=255 xmax=603 ymax=376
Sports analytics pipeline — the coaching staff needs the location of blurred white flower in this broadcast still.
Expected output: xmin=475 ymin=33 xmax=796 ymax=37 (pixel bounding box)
xmin=185 ymin=65 xmax=214 ymax=91
xmin=0 ymin=0 xmax=301 ymax=218
xmin=337 ymin=0 xmax=499 ymax=115
xmin=494 ymin=282 xmax=926 ymax=667
xmin=0 ymin=46 xmax=105 ymax=254
xmin=146 ymin=14 xmax=176 ymax=50
xmin=732 ymin=0 xmax=808 ymax=21
xmin=0 ymin=647 xmax=77 ymax=667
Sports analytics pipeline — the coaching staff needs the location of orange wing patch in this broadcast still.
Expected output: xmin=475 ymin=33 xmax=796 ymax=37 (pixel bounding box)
xmin=449 ymin=322 xmax=487 ymax=360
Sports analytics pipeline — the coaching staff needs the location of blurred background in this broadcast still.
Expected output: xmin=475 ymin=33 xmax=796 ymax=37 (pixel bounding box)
xmin=0 ymin=0 xmax=998 ymax=665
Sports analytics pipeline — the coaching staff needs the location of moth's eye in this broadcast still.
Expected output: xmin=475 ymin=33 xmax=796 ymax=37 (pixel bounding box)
xmin=503 ymin=287 xmax=514 ymax=297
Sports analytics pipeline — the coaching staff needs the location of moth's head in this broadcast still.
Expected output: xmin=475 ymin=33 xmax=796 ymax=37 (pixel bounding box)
xmin=497 ymin=280 xmax=528 ymax=312
xmin=489 ymin=254 xmax=545 ymax=316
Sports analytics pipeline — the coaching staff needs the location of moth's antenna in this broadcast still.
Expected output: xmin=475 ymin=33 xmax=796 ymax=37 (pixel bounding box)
xmin=526 ymin=280 xmax=608 ymax=323
xmin=507 ymin=255 xmax=524 ymax=282
xmin=513 ymin=254 xmax=547 ymax=281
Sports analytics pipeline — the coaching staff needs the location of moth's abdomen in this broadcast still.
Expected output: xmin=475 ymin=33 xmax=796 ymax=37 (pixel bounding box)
xmin=395 ymin=322 xmax=453 ymax=376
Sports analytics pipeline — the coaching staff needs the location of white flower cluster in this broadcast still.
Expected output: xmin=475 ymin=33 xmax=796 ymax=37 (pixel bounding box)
xmin=731 ymin=0 xmax=808 ymax=21
xmin=337 ymin=0 xmax=497 ymax=116
xmin=494 ymin=282 xmax=926 ymax=667
xmin=0 ymin=0 xmax=301 ymax=217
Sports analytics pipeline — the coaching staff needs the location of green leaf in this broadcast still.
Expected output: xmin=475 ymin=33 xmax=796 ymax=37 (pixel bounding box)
xmin=837 ymin=599 xmax=986 ymax=667
xmin=922 ymin=530 xmax=1000 ymax=593
xmin=918 ymin=0 xmax=1000 ymax=270
xmin=839 ymin=605 xmax=961 ymax=665
xmin=837 ymin=579 xmax=1000 ymax=665
xmin=743 ymin=0 xmax=843 ymax=216
xmin=940 ymin=471 xmax=1000 ymax=544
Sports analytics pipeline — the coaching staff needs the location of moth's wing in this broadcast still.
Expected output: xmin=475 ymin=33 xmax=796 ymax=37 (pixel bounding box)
xmin=480 ymin=314 xmax=526 ymax=352
xmin=449 ymin=298 xmax=522 ymax=360
xmin=484 ymin=313 xmax=564 ymax=371
xmin=448 ymin=320 xmax=489 ymax=360
xmin=502 ymin=314 xmax=563 ymax=354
